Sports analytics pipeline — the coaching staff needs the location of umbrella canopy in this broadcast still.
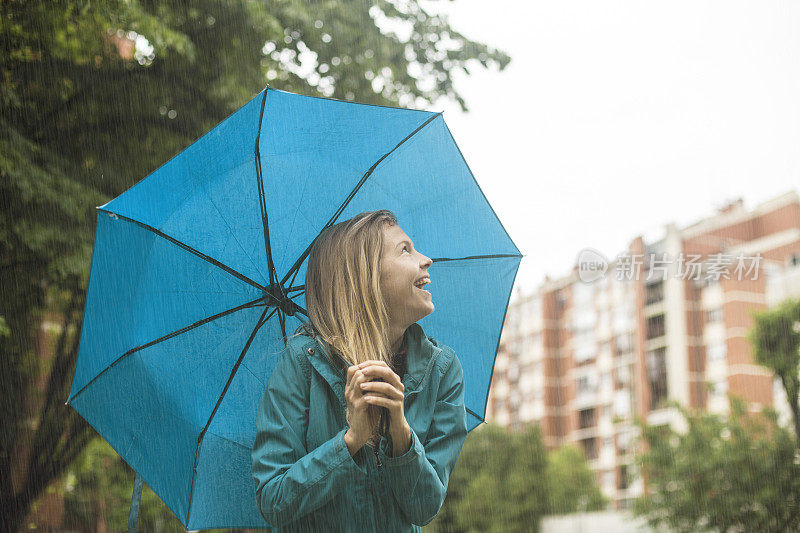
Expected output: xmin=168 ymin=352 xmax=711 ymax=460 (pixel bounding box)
xmin=67 ymin=86 xmax=521 ymax=530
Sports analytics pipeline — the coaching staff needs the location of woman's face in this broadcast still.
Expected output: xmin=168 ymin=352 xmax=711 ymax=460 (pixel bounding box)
xmin=379 ymin=223 xmax=434 ymax=327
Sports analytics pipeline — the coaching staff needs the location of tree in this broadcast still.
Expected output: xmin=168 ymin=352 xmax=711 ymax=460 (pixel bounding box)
xmin=748 ymin=297 xmax=800 ymax=443
xmin=633 ymin=398 xmax=800 ymax=532
xmin=437 ymin=424 xmax=548 ymax=533
xmin=0 ymin=2 xmax=509 ymax=530
xmin=61 ymin=434 xmax=234 ymax=532
xmin=545 ymin=445 xmax=607 ymax=515
xmin=430 ymin=423 xmax=605 ymax=533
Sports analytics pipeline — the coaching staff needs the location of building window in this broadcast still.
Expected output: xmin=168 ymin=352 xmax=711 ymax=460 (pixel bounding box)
xmin=578 ymin=408 xmax=596 ymax=429
xmin=646 ymin=347 xmax=668 ymax=410
xmin=581 ymin=437 xmax=597 ymax=460
xmin=707 ymin=342 xmax=727 ymax=361
xmin=613 ymin=302 xmax=634 ymax=334
xmin=707 ymin=308 xmax=722 ymax=323
xmin=576 ymin=373 xmax=598 ymax=397
xmin=615 ymin=365 xmax=631 ymax=389
xmin=618 ymin=464 xmax=629 ymax=490
xmin=574 ymin=341 xmax=596 ymax=363
xmin=615 ymin=332 xmax=634 ymax=355
xmin=646 ymin=314 xmax=665 ymax=339
xmin=645 ymin=281 xmax=664 ymax=305
xmin=617 ymin=430 xmax=631 ymax=455
xmin=613 ymin=390 xmax=631 ymax=419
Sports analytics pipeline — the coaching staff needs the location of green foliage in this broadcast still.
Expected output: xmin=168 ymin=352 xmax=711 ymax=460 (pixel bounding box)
xmin=633 ymin=398 xmax=800 ymax=532
xmin=748 ymin=297 xmax=800 ymax=442
xmin=62 ymin=435 xmax=233 ymax=532
xmin=1 ymin=1 xmax=508 ymax=530
xmin=545 ymin=445 xmax=607 ymax=515
xmin=428 ymin=423 xmax=606 ymax=533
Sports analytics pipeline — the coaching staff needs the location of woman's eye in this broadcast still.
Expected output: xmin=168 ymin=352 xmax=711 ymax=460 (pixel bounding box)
xmin=403 ymin=246 xmax=410 ymax=253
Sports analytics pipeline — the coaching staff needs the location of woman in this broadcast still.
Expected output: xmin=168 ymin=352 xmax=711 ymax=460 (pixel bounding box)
xmin=251 ymin=210 xmax=469 ymax=532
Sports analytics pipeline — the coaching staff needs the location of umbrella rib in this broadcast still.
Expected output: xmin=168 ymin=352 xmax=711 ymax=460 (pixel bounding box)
xmin=253 ymin=87 xmax=279 ymax=290
xmin=466 ymin=407 xmax=484 ymax=423
xmin=431 ymin=253 xmax=523 ymax=262
xmin=277 ymin=307 xmax=287 ymax=342
xmin=97 ymin=209 xmax=266 ymax=291
xmin=188 ymin=305 xmax=276 ymax=524
xmin=280 ymin=112 xmax=442 ymax=287
xmin=285 ymin=284 xmax=305 ymax=294
xmin=66 ymin=296 xmax=266 ymax=405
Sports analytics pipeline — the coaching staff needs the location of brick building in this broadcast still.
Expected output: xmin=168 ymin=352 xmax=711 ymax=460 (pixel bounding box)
xmin=487 ymin=190 xmax=800 ymax=509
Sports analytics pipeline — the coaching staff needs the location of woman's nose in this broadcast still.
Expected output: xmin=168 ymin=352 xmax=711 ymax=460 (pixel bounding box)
xmin=420 ymin=254 xmax=433 ymax=268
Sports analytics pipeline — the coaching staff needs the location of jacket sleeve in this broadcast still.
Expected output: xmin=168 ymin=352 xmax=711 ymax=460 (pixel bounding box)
xmin=376 ymin=351 xmax=468 ymax=526
xmin=251 ymin=342 xmax=367 ymax=528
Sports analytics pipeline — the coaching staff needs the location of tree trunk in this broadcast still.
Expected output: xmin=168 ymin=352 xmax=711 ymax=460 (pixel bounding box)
xmin=0 ymin=492 xmax=32 ymax=533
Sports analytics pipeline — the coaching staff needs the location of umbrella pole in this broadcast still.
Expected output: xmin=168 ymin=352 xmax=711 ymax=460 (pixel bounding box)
xmin=127 ymin=472 xmax=144 ymax=533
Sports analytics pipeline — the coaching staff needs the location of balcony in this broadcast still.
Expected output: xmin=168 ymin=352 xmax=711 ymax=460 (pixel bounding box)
xmin=644 ymin=281 xmax=664 ymax=306
xmin=646 ymin=314 xmax=665 ymax=340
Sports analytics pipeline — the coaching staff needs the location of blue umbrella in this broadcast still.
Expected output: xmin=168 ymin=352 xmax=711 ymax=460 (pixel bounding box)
xmin=66 ymin=86 xmax=521 ymax=530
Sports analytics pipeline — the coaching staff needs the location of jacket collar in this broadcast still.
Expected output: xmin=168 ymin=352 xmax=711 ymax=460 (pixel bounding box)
xmin=304 ymin=322 xmax=442 ymax=407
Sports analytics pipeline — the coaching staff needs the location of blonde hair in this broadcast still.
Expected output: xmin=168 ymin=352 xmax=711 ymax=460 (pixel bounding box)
xmin=293 ymin=210 xmax=398 ymax=369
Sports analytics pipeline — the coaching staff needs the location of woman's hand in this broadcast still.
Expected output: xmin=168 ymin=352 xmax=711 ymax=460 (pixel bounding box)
xmin=357 ymin=360 xmax=411 ymax=455
xmin=343 ymin=363 xmax=382 ymax=455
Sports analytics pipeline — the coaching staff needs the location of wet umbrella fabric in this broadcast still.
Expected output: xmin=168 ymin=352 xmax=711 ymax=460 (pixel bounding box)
xmin=66 ymin=86 xmax=521 ymax=530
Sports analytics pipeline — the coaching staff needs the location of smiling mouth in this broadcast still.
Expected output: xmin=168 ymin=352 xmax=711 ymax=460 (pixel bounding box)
xmin=413 ymin=277 xmax=431 ymax=296
xmin=413 ymin=277 xmax=430 ymax=289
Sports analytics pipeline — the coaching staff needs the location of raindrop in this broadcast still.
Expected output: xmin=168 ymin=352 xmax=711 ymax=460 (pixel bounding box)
xmin=207 ymin=15 xmax=216 ymax=26
xmin=364 ymin=49 xmax=374 ymax=59
xmin=284 ymin=35 xmax=292 ymax=44
xmin=291 ymin=30 xmax=300 ymax=39
xmin=314 ymin=20 xmax=323 ymax=29
xmin=267 ymin=70 xmax=277 ymax=80
xmin=331 ymin=57 xmax=341 ymax=66
xmin=167 ymin=109 xmax=177 ymax=119
xmin=345 ymin=92 xmax=354 ymax=101
xmin=321 ymin=33 xmax=331 ymax=43
xmin=262 ymin=41 xmax=276 ymax=55
xmin=319 ymin=63 xmax=329 ymax=73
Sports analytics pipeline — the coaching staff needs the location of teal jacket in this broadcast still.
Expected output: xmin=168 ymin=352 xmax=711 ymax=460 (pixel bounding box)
xmin=250 ymin=322 xmax=468 ymax=531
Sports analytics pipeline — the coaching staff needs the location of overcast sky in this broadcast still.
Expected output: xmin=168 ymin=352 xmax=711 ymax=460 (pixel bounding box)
xmin=423 ymin=0 xmax=800 ymax=297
